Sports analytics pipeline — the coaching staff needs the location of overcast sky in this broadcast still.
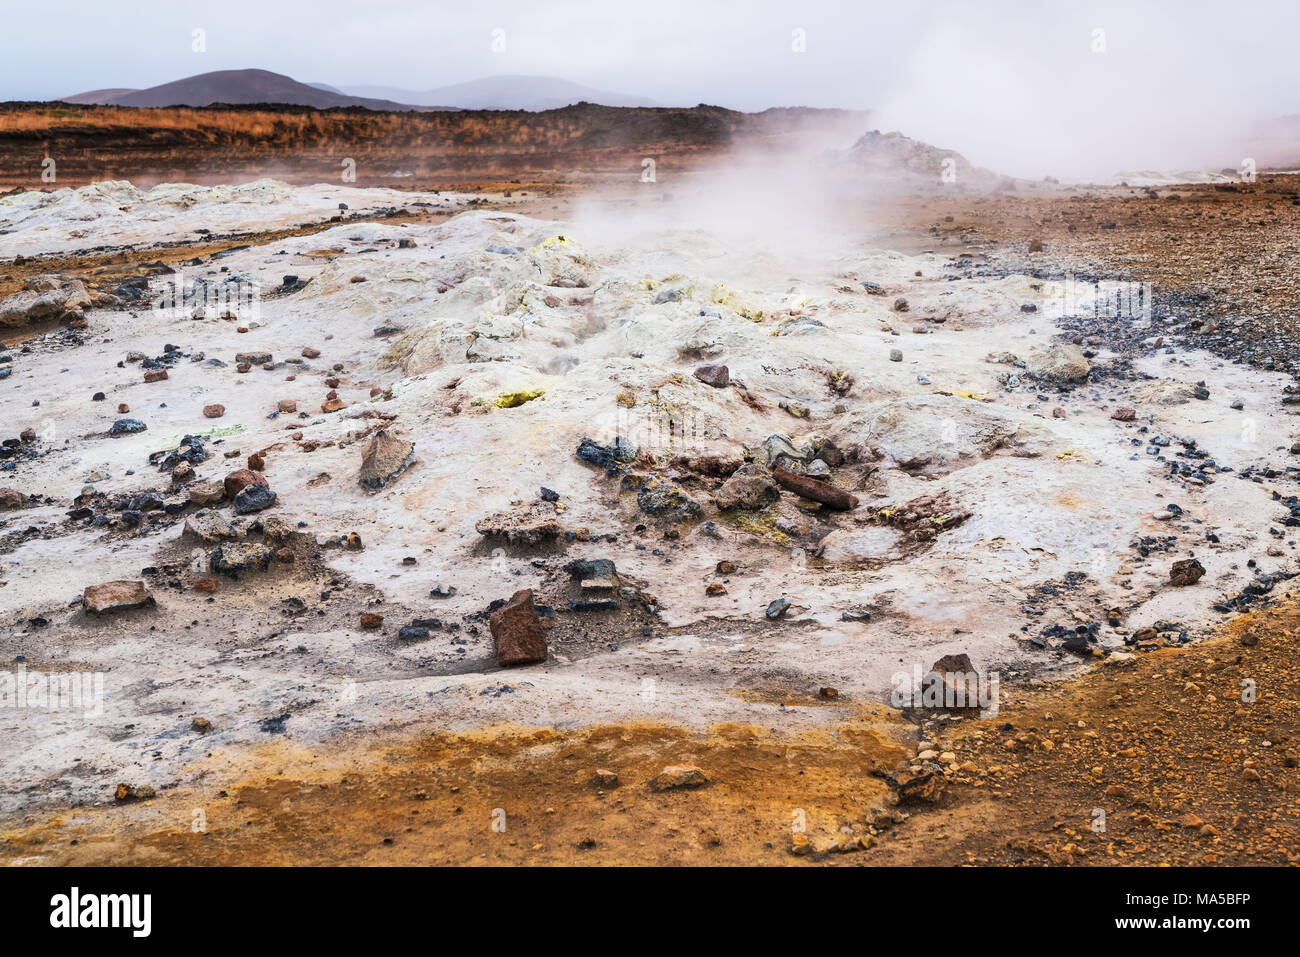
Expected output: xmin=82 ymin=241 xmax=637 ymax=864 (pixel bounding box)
xmin=4 ymin=0 xmax=1298 ymax=176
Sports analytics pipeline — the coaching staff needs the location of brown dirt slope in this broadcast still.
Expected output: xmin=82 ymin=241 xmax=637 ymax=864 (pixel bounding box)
xmin=2 ymin=598 xmax=1296 ymax=866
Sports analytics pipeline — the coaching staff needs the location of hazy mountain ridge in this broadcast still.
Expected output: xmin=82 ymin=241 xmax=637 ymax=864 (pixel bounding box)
xmin=61 ymin=69 xmax=443 ymax=111
xmin=60 ymin=70 xmax=657 ymax=112
xmin=342 ymin=74 xmax=658 ymax=110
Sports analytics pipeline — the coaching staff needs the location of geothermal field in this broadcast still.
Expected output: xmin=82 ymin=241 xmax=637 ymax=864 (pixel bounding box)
xmin=2 ymin=0 xmax=1300 ymax=886
xmin=2 ymin=146 xmax=1298 ymax=869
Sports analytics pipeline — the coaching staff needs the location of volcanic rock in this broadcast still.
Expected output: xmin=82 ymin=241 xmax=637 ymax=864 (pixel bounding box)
xmin=489 ymin=589 xmax=547 ymax=666
xmin=712 ymin=464 xmax=779 ymax=511
xmin=108 ymin=418 xmax=147 ymax=437
xmin=476 ymin=502 xmax=563 ymax=545
xmin=635 ymin=479 xmax=701 ymax=521
xmin=210 ymin=542 xmax=273 ymax=574
xmin=182 ymin=510 xmax=239 ymax=543
xmin=649 ymin=765 xmax=708 ymax=791
xmin=1025 ymin=344 xmax=1090 ymax=383
xmin=189 ymin=481 xmax=225 ymax=505
xmin=0 ymin=275 xmax=94 ymax=327
xmin=223 ymin=468 xmax=266 ymax=499
xmin=83 ymin=580 xmax=155 ymax=615
xmin=233 ymin=483 xmax=277 ymax=514
xmin=1170 ymin=558 xmax=1206 ymax=586
xmin=359 ymin=430 xmax=415 ymax=489
xmin=693 ymin=364 xmax=730 ymax=388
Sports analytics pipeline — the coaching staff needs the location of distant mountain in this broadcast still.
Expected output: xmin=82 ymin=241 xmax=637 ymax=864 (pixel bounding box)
xmin=62 ymin=88 xmax=138 ymax=105
xmin=343 ymin=74 xmax=658 ymax=111
xmin=61 ymin=69 xmax=442 ymax=111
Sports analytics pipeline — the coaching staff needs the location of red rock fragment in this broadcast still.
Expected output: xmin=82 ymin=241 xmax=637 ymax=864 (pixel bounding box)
xmin=489 ymin=589 xmax=547 ymax=666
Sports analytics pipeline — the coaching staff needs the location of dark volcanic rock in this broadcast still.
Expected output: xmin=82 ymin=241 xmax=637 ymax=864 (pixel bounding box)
xmin=233 ymin=483 xmax=277 ymax=514
xmin=108 ymin=418 xmax=147 ymax=437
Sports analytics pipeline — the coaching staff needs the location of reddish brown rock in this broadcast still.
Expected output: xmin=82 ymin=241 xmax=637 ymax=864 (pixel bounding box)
xmin=277 ymin=399 xmax=297 ymax=413
xmin=360 ymin=612 xmax=383 ymax=630
xmin=1111 ymin=407 xmax=1136 ymax=422
xmin=143 ymin=369 xmax=168 ymax=383
xmin=117 ymin=403 xmax=130 ymax=414
xmin=592 ymin=769 xmax=620 ymax=788
xmin=0 ymin=488 xmax=22 ymax=510
xmin=772 ymin=467 xmax=859 ymax=510
xmin=83 ymin=580 xmax=155 ymax=615
xmin=223 ymin=468 xmax=267 ymax=499
xmin=1170 ymin=558 xmax=1206 ymax=586
xmin=203 ymin=404 xmax=225 ymax=418
xmin=322 ymin=398 xmax=346 ymax=413
xmin=302 ymin=347 xmax=321 ymax=359
xmin=194 ymin=577 xmax=218 ymax=593
xmin=489 ymin=589 xmax=547 ymax=666
xmin=247 ymin=452 xmax=265 ymax=471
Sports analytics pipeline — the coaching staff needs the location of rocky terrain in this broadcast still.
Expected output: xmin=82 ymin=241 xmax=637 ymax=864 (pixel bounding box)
xmin=0 ymin=101 xmax=867 ymax=189
xmin=1 ymin=159 xmax=1298 ymax=865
